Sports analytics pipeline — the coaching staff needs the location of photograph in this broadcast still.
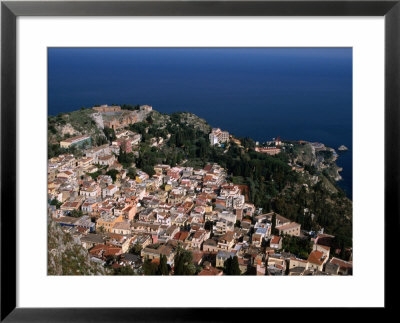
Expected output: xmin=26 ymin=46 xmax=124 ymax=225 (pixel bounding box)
xmin=47 ymin=47 xmax=353 ymax=276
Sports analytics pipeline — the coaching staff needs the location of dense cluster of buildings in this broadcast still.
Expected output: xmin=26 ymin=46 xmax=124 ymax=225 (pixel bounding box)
xmin=50 ymin=109 xmax=352 ymax=276
xmin=48 ymin=142 xmax=352 ymax=275
xmin=112 ymin=129 xmax=142 ymax=153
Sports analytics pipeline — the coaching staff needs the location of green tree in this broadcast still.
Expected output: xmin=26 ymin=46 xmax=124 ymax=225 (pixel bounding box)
xmin=271 ymin=213 xmax=276 ymax=235
xmin=127 ymin=167 xmax=137 ymax=179
xmin=146 ymin=115 xmax=153 ymax=124
xmin=224 ymin=256 xmax=241 ymax=275
xmin=118 ymin=151 xmax=135 ymax=168
xmin=282 ymin=235 xmax=312 ymax=259
xmin=103 ymin=127 xmax=116 ymax=142
xmin=204 ymin=220 xmax=213 ymax=236
xmin=174 ymin=247 xmax=196 ymax=275
xmin=143 ymin=258 xmax=158 ymax=275
xmin=70 ymin=209 xmax=83 ymax=218
xmin=130 ymin=242 xmax=142 ymax=255
xmin=50 ymin=198 xmax=62 ymax=209
xmin=86 ymin=170 xmax=102 ymax=180
xmin=142 ymin=164 xmax=156 ymax=177
xmin=112 ymin=266 xmax=135 ymax=275
xmin=48 ymin=143 xmax=68 ymax=159
xmin=106 ymin=169 xmax=119 ymax=182
xmin=231 ymin=256 xmax=241 ymax=275
xmin=157 ymin=255 xmax=169 ymax=275
xmin=48 ymin=125 xmax=57 ymax=134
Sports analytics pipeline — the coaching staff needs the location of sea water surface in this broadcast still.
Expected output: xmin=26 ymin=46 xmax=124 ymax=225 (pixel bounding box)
xmin=48 ymin=48 xmax=352 ymax=198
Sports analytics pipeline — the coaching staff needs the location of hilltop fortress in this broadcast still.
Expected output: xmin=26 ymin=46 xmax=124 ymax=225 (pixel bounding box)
xmin=93 ymin=105 xmax=122 ymax=113
xmin=91 ymin=104 xmax=152 ymax=130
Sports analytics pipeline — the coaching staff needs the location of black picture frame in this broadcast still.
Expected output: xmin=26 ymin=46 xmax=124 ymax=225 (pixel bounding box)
xmin=1 ymin=0 xmax=398 ymax=321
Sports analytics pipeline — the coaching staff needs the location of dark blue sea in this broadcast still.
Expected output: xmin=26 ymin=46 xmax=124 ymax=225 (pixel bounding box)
xmin=48 ymin=48 xmax=352 ymax=199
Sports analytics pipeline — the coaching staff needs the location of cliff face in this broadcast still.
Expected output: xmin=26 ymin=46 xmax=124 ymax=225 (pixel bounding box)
xmin=151 ymin=110 xmax=211 ymax=134
xmin=47 ymin=216 xmax=107 ymax=275
xmin=293 ymin=143 xmax=317 ymax=166
xmin=48 ymin=108 xmax=104 ymax=145
xmin=177 ymin=112 xmax=211 ymax=134
xmin=291 ymin=142 xmax=345 ymax=194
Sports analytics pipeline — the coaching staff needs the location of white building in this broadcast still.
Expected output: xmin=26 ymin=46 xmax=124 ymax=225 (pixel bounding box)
xmin=209 ymin=128 xmax=229 ymax=145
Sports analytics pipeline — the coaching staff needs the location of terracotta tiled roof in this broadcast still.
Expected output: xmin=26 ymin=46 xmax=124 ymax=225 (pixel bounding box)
xmin=330 ymin=257 xmax=353 ymax=270
xmin=198 ymin=266 xmax=222 ymax=276
xmin=316 ymin=244 xmax=330 ymax=251
xmin=271 ymin=236 xmax=281 ymax=244
xmin=173 ymin=231 xmax=189 ymax=241
xmin=277 ymin=222 xmax=301 ymax=231
xmin=89 ymin=244 xmax=121 ymax=257
xmin=307 ymin=250 xmax=325 ymax=265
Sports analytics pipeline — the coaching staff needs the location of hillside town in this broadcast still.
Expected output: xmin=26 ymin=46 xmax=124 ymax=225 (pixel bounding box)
xmin=48 ymin=105 xmax=352 ymax=276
